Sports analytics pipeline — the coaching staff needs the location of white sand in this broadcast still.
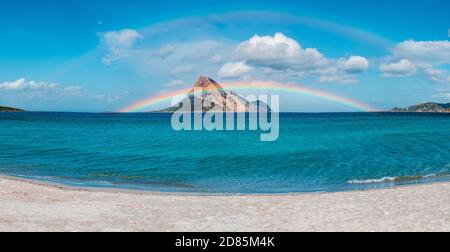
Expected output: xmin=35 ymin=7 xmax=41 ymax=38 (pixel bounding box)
xmin=1 ymin=176 xmax=449 ymax=232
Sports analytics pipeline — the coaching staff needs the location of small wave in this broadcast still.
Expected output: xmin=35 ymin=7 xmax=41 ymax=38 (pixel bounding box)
xmin=347 ymin=176 xmax=398 ymax=184
xmin=347 ymin=173 xmax=441 ymax=185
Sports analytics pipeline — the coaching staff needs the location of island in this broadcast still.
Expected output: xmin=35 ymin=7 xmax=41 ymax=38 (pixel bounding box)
xmin=0 ymin=106 xmax=24 ymax=112
xmin=156 ymin=76 xmax=270 ymax=113
xmin=391 ymin=102 xmax=450 ymax=113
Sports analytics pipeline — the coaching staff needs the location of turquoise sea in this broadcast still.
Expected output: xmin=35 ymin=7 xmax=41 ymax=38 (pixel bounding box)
xmin=0 ymin=112 xmax=449 ymax=193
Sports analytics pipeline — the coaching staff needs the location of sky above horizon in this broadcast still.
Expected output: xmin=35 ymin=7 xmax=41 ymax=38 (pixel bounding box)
xmin=1 ymin=0 xmax=449 ymax=112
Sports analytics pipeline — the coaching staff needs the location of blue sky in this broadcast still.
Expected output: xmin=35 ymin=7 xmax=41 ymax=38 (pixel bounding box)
xmin=1 ymin=0 xmax=449 ymax=112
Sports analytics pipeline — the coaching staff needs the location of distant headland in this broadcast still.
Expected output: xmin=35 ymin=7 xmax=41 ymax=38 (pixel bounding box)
xmin=0 ymin=106 xmax=24 ymax=112
xmin=392 ymin=102 xmax=450 ymax=113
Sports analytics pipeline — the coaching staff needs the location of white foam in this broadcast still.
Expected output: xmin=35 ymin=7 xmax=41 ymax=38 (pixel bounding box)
xmin=347 ymin=174 xmax=439 ymax=185
xmin=347 ymin=177 xmax=397 ymax=184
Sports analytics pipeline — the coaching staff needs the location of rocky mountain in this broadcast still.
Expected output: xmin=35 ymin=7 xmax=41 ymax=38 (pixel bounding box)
xmin=391 ymin=102 xmax=450 ymax=113
xmin=157 ymin=76 xmax=270 ymax=113
xmin=0 ymin=106 xmax=24 ymax=112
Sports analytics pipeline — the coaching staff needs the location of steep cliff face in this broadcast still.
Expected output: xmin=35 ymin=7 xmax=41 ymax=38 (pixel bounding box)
xmin=187 ymin=76 xmax=249 ymax=112
xmin=391 ymin=102 xmax=450 ymax=113
xmin=158 ymin=76 xmax=270 ymax=113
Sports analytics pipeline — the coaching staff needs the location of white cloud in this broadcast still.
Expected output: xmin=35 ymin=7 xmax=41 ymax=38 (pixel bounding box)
xmin=313 ymin=56 xmax=368 ymax=84
xmin=424 ymin=67 xmax=450 ymax=83
xmin=338 ymin=56 xmax=369 ymax=74
xmin=393 ymin=40 xmax=450 ymax=65
xmin=152 ymin=44 xmax=175 ymax=59
xmin=101 ymin=29 xmax=142 ymax=65
xmin=0 ymin=78 xmax=27 ymax=90
xmin=0 ymin=76 xmax=134 ymax=111
xmin=381 ymin=39 xmax=450 ymax=83
xmin=380 ymin=59 xmax=417 ymax=77
xmin=102 ymin=29 xmax=142 ymax=48
xmin=236 ymin=32 xmax=328 ymax=70
xmin=234 ymin=33 xmax=368 ymax=84
xmin=218 ymin=61 xmax=253 ymax=78
xmin=100 ymin=32 xmax=232 ymax=80
xmin=164 ymin=80 xmax=185 ymax=87
xmin=0 ymin=78 xmax=88 ymax=102
xmin=317 ymin=67 xmax=358 ymax=84
xmin=98 ymin=29 xmax=368 ymax=84
xmin=28 ymin=81 xmax=59 ymax=90
xmin=0 ymin=78 xmax=59 ymax=90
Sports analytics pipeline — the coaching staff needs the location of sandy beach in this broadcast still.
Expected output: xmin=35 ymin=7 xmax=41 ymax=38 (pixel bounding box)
xmin=1 ymin=175 xmax=449 ymax=232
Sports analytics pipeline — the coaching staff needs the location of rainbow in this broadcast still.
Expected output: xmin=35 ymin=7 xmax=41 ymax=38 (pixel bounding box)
xmin=118 ymin=81 xmax=378 ymax=112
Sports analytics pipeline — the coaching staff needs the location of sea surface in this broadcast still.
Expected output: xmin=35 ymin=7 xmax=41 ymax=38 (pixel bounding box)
xmin=1 ymin=112 xmax=449 ymax=193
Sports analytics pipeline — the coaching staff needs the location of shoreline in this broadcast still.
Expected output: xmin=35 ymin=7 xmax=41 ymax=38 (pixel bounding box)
xmin=2 ymin=173 xmax=450 ymax=196
xmin=1 ymin=175 xmax=450 ymax=231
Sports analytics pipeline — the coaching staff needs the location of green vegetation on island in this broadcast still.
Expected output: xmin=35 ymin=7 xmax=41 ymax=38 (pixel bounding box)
xmin=0 ymin=106 xmax=24 ymax=112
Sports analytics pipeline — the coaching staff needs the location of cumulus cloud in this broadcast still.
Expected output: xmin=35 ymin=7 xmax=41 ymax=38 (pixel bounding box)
xmin=380 ymin=39 xmax=450 ymax=83
xmin=234 ymin=33 xmax=368 ymax=83
xmin=380 ymin=59 xmax=417 ymax=77
xmin=102 ymin=29 xmax=142 ymax=48
xmin=236 ymin=33 xmax=328 ymax=70
xmin=152 ymin=44 xmax=175 ymax=59
xmin=101 ymin=29 xmax=142 ymax=65
xmin=98 ymin=29 xmax=369 ymax=84
xmin=338 ymin=56 xmax=369 ymax=74
xmin=218 ymin=61 xmax=253 ymax=78
xmin=0 ymin=78 xmax=59 ymax=90
xmin=0 ymin=78 xmax=87 ymax=102
xmin=393 ymin=40 xmax=450 ymax=65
